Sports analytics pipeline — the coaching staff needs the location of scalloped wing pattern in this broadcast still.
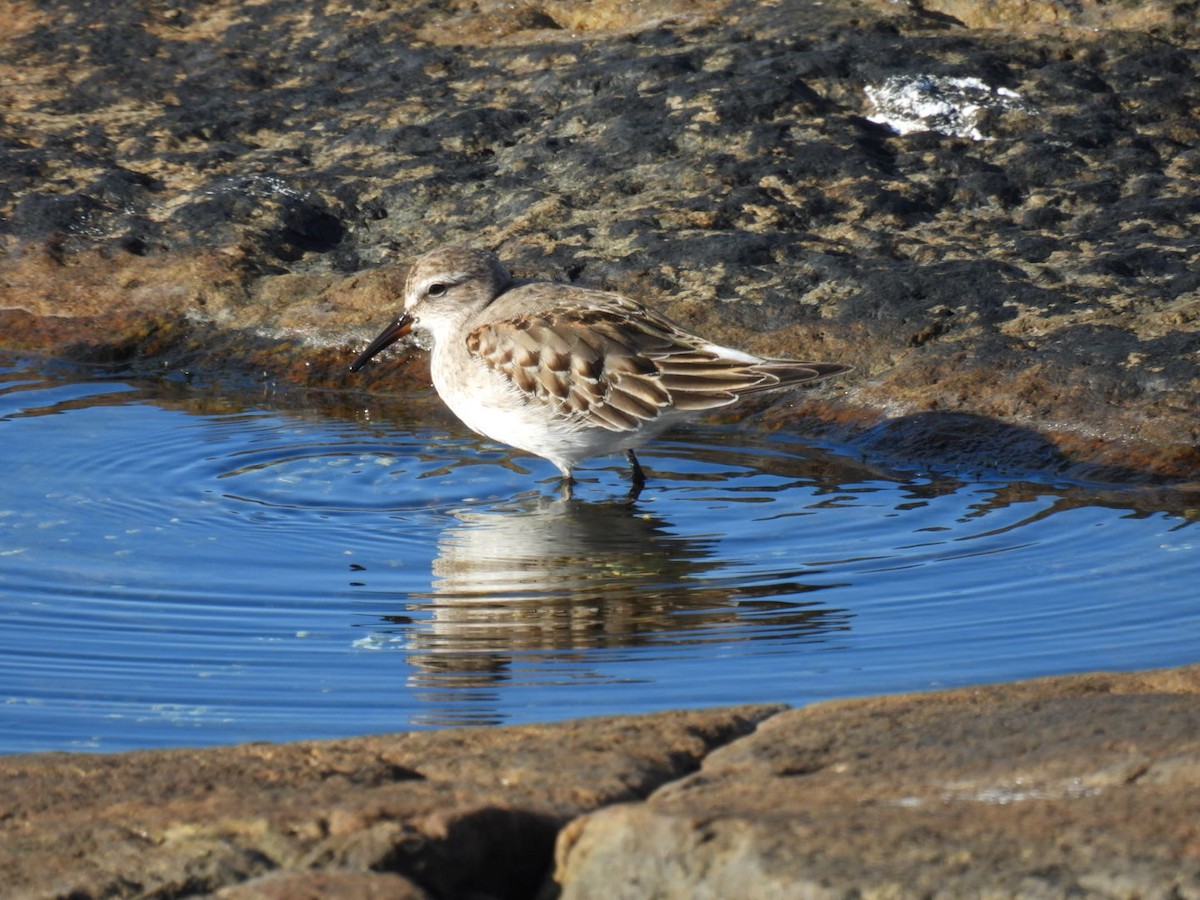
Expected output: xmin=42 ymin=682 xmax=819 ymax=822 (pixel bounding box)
xmin=466 ymin=304 xmax=840 ymax=433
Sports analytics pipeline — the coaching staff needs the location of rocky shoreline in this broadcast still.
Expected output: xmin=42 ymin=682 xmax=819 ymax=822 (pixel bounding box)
xmin=3 ymin=665 xmax=1198 ymax=898
xmin=3 ymin=1 xmax=1199 ymax=896
xmin=1 ymin=0 xmax=1198 ymax=483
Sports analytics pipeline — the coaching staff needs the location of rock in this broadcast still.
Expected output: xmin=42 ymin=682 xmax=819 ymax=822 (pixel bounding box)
xmin=211 ymin=870 xmax=431 ymax=899
xmin=0 ymin=705 xmax=778 ymax=899
xmin=6 ymin=668 xmax=1200 ymax=898
xmin=911 ymin=0 xmax=1186 ymax=33
xmin=1 ymin=0 xmax=1198 ymax=479
xmin=554 ymin=665 xmax=1200 ymax=898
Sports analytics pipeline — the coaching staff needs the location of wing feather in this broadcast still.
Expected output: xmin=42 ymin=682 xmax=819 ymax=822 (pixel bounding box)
xmin=466 ymin=300 xmax=847 ymax=433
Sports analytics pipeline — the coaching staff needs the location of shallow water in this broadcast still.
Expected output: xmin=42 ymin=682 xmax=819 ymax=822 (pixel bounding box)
xmin=1 ymin=353 xmax=1197 ymax=753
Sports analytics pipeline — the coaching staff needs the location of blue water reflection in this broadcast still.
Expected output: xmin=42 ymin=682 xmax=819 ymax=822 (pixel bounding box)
xmin=0 ymin=354 xmax=1196 ymax=752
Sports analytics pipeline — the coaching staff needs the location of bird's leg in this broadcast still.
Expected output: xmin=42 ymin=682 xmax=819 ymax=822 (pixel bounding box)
xmin=556 ymin=465 xmax=576 ymax=500
xmin=626 ymin=450 xmax=646 ymax=498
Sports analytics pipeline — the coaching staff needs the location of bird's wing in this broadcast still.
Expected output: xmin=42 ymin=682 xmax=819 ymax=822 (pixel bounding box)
xmin=465 ymin=293 xmax=843 ymax=433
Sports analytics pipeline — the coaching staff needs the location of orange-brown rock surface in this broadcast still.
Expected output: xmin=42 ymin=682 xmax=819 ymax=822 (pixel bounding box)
xmin=0 ymin=705 xmax=778 ymax=898
xmin=4 ymin=668 xmax=1200 ymax=898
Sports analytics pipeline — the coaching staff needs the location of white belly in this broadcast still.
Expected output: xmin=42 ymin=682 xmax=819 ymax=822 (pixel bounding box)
xmin=429 ymin=348 xmax=668 ymax=475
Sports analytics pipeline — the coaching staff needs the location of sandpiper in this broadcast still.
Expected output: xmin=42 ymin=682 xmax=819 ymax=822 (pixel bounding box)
xmin=350 ymin=246 xmax=850 ymax=490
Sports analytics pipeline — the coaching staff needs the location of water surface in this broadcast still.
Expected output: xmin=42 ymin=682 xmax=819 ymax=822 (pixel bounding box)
xmin=1 ymin=353 xmax=1196 ymax=753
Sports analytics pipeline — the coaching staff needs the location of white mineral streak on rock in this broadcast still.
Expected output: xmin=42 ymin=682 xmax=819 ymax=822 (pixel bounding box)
xmin=864 ymin=74 xmax=1031 ymax=140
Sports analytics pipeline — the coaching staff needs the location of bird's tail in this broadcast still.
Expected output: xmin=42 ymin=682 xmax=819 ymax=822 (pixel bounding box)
xmin=747 ymin=359 xmax=853 ymax=392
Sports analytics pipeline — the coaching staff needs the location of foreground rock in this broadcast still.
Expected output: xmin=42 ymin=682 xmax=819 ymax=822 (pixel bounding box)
xmin=557 ymin=665 xmax=1200 ymax=898
xmin=4 ymin=665 xmax=1199 ymax=898
xmin=1 ymin=0 xmax=1198 ymax=481
xmin=0 ymin=705 xmax=778 ymax=899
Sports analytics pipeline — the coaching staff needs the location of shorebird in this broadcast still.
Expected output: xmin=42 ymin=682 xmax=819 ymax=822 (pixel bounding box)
xmin=350 ymin=245 xmax=850 ymax=491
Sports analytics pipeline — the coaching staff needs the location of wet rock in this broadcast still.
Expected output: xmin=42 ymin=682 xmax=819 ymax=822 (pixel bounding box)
xmin=0 ymin=705 xmax=778 ymax=899
xmin=554 ymin=665 xmax=1200 ymax=898
xmin=0 ymin=0 xmax=1198 ymax=479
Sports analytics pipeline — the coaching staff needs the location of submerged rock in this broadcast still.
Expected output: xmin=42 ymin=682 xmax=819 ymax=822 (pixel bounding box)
xmin=0 ymin=0 xmax=1197 ymax=479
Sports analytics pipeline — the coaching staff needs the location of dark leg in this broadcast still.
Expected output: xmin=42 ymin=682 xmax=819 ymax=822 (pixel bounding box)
xmin=626 ymin=450 xmax=646 ymax=497
xmin=559 ymin=473 xmax=576 ymax=500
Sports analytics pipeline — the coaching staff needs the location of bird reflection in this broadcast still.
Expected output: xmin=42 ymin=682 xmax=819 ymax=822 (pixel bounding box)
xmin=365 ymin=494 xmax=849 ymax=722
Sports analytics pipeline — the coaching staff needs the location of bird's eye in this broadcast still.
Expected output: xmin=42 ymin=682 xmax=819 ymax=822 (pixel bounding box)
xmin=427 ymin=282 xmax=448 ymax=297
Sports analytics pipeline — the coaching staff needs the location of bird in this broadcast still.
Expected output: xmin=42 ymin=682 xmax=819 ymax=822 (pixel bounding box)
xmin=349 ymin=245 xmax=850 ymax=492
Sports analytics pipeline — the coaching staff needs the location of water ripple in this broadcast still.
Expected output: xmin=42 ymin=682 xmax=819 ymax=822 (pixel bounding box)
xmin=1 ymin=353 xmax=1197 ymax=751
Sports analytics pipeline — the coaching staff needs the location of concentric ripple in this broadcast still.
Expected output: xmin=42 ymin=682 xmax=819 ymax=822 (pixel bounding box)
xmin=1 ymin=353 xmax=1197 ymax=752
